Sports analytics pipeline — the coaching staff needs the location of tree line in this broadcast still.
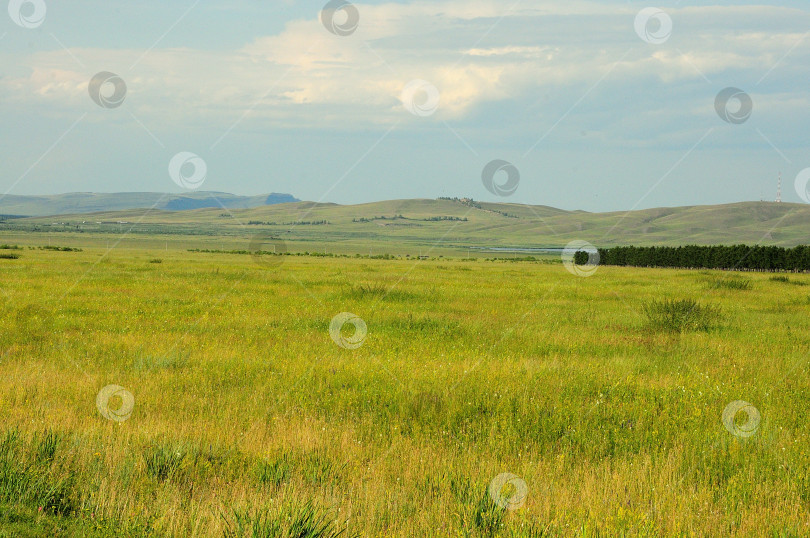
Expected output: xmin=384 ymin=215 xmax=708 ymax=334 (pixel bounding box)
xmin=576 ymin=245 xmax=810 ymax=272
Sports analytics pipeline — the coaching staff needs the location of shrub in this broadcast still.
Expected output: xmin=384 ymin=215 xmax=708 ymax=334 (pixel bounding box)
xmin=643 ymin=298 xmax=722 ymax=332
xmin=39 ymin=246 xmax=82 ymax=252
xmin=574 ymin=250 xmax=589 ymax=265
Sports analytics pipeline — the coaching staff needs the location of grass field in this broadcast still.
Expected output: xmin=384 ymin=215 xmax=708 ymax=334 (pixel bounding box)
xmin=1 ymin=246 xmax=809 ymax=536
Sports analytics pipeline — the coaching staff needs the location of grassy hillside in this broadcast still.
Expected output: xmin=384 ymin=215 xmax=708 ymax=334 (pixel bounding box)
xmin=5 ymin=199 xmax=810 ymax=251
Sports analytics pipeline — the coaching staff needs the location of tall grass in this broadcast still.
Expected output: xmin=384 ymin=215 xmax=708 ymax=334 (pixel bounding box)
xmin=223 ymin=502 xmax=351 ymax=538
xmin=0 ymin=429 xmax=77 ymax=517
xmin=0 ymin=250 xmax=807 ymax=535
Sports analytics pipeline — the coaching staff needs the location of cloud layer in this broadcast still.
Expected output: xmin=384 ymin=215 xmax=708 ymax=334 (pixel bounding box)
xmin=4 ymin=2 xmax=808 ymax=130
xmin=2 ymin=0 xmax=809 ymax=208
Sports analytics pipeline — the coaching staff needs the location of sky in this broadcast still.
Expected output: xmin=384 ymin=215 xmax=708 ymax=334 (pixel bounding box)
xmin=1 ymin=0 xmax=809 ymax=212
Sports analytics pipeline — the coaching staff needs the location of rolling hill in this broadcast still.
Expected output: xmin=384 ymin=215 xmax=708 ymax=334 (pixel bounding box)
xmin=5 ymin=197 xmax=810 ymax=249
xmin=0 ymin=192 xmax=299 ymax=217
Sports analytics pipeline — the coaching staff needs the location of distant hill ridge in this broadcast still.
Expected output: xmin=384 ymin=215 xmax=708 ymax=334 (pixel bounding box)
xmin=0 ymin=192 xmax=299 ymax=217
xmin=10 ymin=197 xmax=810 ymax=247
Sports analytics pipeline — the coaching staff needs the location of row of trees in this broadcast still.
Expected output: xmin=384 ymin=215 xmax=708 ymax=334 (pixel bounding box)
xmin=589 ymin=245 xmax=810 ymax=272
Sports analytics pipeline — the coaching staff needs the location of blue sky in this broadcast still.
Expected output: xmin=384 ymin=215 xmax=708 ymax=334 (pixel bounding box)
xmin=1 ymin=0 xmax=809 ymax=211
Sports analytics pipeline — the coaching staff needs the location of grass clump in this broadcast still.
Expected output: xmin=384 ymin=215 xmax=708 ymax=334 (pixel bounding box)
xmin=0 ymin=429 xmax=77 ymax=517
xmin=143 ymin=443 xmax=188 ymax=482
xmin=349 ymin=283 xmax=387 ymax=298
xmin=770 ymin=275 xmax=807 ymax=286
xmin=256 ymin=455 xmax=291 ymax=487
xmin=710 ymin=277 xmax=752 ymax=290
xmin=224 ymin=501 xmax=352 ymax=538
xmin=39 ymin=246 xmax=82 ymax=252
xmin=300 ymin=453 xmax=345 ymax=486
xmin=449 ymin=477 xmax=508 ymax=537
xmin=643 ymin=298 xmax=722 ymax=332
xmin=470 ymin=493 xmax=508 ymax=537
xmin=0 ymin=253 xmax=20 ymax=259
xmin=344 ymin=283 xmax=419 ymax=302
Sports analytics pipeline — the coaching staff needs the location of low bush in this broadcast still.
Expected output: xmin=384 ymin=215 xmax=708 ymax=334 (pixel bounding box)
xmin=643 ymin=298 xmax=722 ymax=332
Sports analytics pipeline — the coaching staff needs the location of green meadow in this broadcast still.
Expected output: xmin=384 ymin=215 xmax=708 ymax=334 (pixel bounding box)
xmin=1 ymin=246 xmax=809 ymax=536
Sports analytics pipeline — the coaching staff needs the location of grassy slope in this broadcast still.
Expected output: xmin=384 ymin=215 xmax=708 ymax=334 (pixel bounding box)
xmin=12 ymin=199 xmax=810 ymax=248
xmin=0 ymin=249 xmax=808 ymax=536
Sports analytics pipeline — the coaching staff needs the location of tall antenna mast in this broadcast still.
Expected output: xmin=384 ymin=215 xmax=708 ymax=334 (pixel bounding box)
xmin=776 ymin=171 xmax=782 ymax=203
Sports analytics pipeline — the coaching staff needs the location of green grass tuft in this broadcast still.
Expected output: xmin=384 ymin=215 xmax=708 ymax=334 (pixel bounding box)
xmin=769 ymin=275 xmax=807 ymax=286
xmin=643 ymin=298 xmax=722 ymax=332
xmin=39 ymin=246 xmax=82 ymax=252
xmin=256 ymin=455 xmax=290 ymax=487
xmin=224 ymin=501 xmax=352 ymax=538
xmin=144 ymin=443 xmax=187 ymax=483
xmin=344 ymin=283 xmax=420 ymax=302
xmin=709 ymin=277 xmax=752 ymax=290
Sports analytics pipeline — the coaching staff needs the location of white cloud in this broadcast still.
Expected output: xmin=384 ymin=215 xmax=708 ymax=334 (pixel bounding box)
xmin=1 ymin=1 xmax=808 ymax=133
